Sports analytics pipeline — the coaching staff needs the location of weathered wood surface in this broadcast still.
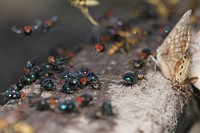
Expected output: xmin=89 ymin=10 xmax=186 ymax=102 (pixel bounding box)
xmin=0 ymin=46 xmax=199 ymax=133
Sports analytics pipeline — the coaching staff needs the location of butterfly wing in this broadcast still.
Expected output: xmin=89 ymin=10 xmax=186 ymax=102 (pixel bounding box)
xmin=189 ymin=31 xmax=200 ymax=90
xmin=156 ymin=10 xmax=192 ymax=82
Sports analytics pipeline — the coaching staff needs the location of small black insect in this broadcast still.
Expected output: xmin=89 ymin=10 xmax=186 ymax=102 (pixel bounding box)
xmin=24 ymin=55 xmax=38 ymax=70
xmin=86 ymin=72 xmax=101 ymax=89
xmin=101 ymin=101 xmax=113 ymax=116
xmin=69 ymin=78 xmax=81 ymax=87
xmin=15 ymin=81 xmax=25 ymax=91
xmin=35 ymin=98 xmax=58 ymax=111
xmin=40 ymin=63 xmax=54 ymax=78
xmin=2 ymin=86 xmax=25 ymax=100
xmin=122 ymin=71 xmax=138 ymax=88
xmin=40 ymin=78 xmax=55 ymax=91
xmin=41 ymin=16 xmax=58 ymax=34
xmin=19 ymin=72 xmax=37 ymax=85
xmin=61 ymin=82 xmax=76 ymax=94
xmin=47 ymin=56 xmax=67 ymax=71
xmin=75 ymin=94 xmax=93 ymax=107
xmin=94 ymin=101 xmax=114 ymax=118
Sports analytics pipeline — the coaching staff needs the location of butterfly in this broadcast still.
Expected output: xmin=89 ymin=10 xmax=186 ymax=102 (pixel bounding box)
xmin=189 ymin=30 xmax=200 ymax=90
xmin=69 ymin=0 xmax=99 ymax=26
xmin=151 ymin=10 xmax=196 ymax=88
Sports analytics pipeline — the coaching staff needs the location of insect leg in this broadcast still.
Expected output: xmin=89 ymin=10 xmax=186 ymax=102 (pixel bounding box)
xmin=148 ymin=55 xmax=159 ymax=71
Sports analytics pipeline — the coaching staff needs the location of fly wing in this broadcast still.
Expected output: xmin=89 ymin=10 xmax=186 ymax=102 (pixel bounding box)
xmin=32 ymin=20 xmax=42 ymax=30
xmin=11 ymin=25 xmax=23 ymax=34
xmin=156 ymin=10 xmax=191 ymax=81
